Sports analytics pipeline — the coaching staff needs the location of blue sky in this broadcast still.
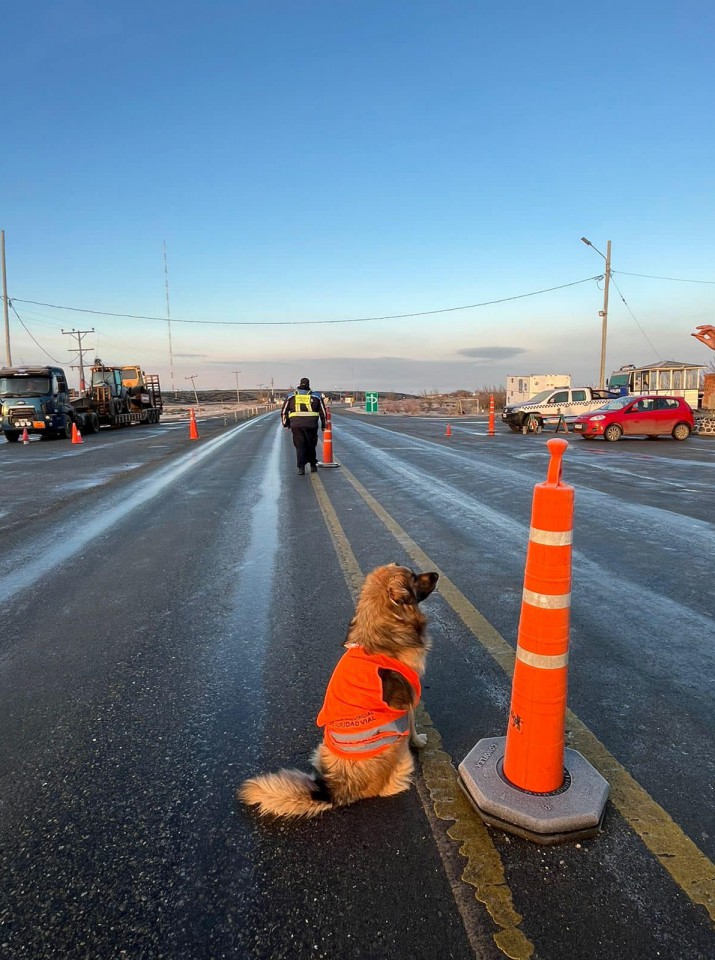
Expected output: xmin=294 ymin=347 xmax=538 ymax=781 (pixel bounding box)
xmin=4 ymin=0 xmax=714 ymax=393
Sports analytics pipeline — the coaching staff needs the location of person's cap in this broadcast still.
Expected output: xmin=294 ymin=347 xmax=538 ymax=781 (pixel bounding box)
xmin=299 ymin=377 xmax=310 ymax=388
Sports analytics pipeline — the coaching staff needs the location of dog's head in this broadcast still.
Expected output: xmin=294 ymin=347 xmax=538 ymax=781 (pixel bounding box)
xmin=345 ymin=564 xmax=439 ymax=659
xmin=385 ymin=566 xmax=439 ymax=606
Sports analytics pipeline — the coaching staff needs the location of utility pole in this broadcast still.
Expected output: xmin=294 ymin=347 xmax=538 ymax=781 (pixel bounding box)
xmin=185 ymin=374 xmax=199 ymax=411
xmin=1 ymin=230 xmax=11 ymax=366
xmin=163 ymin=241 xmax=176 ymax=395
xmin=581 ymin=237 xmax=612 ymax=389
xmin=599 ymin=240 xmax=612 ymax=391
xmin=62 ymin=328 xmax=95 ymax=392
xmin=233 ymin=369 xmax=241 ymax=404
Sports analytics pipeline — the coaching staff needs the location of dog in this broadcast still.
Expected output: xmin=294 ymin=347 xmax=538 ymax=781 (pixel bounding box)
xmin=238 ymin=564 xmax=439 ymax=819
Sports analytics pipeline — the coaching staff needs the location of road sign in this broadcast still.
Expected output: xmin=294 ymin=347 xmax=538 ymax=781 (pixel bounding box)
xmin=365 ymin=392 xmax=378 ymax=413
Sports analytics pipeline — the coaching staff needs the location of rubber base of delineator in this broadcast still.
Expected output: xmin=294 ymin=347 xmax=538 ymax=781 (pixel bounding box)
xmin=317 ymin=461 xmax=340 ymax=468
xmin=458 ymin=736 xmax=609 ymax=845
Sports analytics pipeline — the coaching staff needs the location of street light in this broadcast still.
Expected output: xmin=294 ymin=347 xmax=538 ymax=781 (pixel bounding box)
xmin=232 ymin=369 xmax=241 ymax=405
xmin=581 ymin=237 xmax=612 ymax=389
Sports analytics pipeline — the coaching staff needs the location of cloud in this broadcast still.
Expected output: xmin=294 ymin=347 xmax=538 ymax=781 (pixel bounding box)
xmin=457 ymin=347 xmax=527 ymax=361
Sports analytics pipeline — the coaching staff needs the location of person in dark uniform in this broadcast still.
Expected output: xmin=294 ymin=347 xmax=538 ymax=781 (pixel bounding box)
xmin=281 ymin=377 xmax=327 ymax=474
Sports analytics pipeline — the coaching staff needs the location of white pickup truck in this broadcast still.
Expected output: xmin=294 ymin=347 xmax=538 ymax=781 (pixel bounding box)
xmin=501 ymin=387 xmax=615 ymax=433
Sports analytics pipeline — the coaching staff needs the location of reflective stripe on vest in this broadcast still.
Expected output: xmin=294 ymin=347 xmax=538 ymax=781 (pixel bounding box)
xmin=288 ymin=390 xmax=318 ymax=419
xmin=325 ymin=715 xmax=410 ymax=756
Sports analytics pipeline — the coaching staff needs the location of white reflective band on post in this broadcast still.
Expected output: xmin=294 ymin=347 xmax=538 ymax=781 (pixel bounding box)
xmin=522 ymin=588 xmax=571 ymax=609
xmin=529 ymin=527 xmax=573 ymax=546
xmin=516 ymin=646 xmax=569 ymax=669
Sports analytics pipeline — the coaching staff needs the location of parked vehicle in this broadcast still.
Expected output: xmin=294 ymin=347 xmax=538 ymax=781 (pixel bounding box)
xmin=608 ymin=362 xmax=703 ymax=408
xmin=573 ymin=395 xmax=694 ymax=442
xmin=0 ymin=362 xmax=162 ymax=443
xmin=501 ymin=386 xmax=614 ymax=433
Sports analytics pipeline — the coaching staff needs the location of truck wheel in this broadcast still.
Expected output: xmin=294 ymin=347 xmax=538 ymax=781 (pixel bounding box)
xmin=4 ymin=431 xmax=20 ymax=443
xmin=59 ymin=420 xmax=73 ymax=440
xmin=83 ymin=414 xmax=100 ymax=434
xmin=672 ymin=423 xmax=691 ymax=441
xmin=604 ymin=424 xmax=622 ymax=442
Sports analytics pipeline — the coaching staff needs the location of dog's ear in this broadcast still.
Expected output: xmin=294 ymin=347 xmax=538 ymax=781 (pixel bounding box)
xmin=378 ymin=668 xmax=416 ymax=710
xmin=388 ymin=574 xmax=413 ymax=605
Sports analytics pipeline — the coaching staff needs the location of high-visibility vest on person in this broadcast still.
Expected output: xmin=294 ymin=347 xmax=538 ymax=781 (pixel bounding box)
xmin=317 ymin=646 xmax=421 ymax=759
xmin=288 ymin=389 xmax=319 ymax=421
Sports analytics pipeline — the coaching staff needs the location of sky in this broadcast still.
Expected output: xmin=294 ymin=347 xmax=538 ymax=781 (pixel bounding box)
xmin=3 ymin=0 xmax=715 ymax=395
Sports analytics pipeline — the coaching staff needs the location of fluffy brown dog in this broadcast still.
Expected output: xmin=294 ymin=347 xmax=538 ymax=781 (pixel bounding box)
xmin=238 ymin=564 xmax=439 ymax=818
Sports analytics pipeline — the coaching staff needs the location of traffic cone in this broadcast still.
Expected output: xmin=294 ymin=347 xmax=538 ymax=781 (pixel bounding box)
xmin=71 ymin=422 xmax=83 ymax=444
xmin=445 ymin=424 xmax=452 ymax=437
xmin=22 ymin=428 xmax=29 ymax=444
xmin=488 ymin=394 xmax=496 ymax=436
xmin=458 ymin=438 xmax=609 ymax=843
xmin=189 ymin=408 xmax=200 ymax=441
xmin=318 ymin=421 xmax=340 ymax=468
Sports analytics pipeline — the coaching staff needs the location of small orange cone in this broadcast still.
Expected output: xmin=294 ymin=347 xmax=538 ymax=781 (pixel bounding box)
xmin=318 ymin=421 xmax=339 ymax=468
xmin=445 ymin=424 xmax=452 ymax=437
xmin=71 ymin=422 xmax=83 ymax=444
xmin=488 ymin=394 xmax=496 ymax=436
xmin=189 ymin=408 xmax=200 ymax=440
xmin=22 ymin=428 xmax=30 ymax=444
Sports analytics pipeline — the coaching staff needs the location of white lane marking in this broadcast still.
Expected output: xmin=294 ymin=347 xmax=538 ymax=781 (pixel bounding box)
xmin=0 ymin=415 xmax=274 ymax=607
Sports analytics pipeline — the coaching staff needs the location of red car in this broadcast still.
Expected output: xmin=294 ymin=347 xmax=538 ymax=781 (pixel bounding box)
xmin=573 ymin=395 xmax=694 ymax=442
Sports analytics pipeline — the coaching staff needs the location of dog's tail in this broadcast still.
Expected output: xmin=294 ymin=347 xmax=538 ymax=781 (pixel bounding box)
xmin=238 ymin=770 xmax=333 ymax=819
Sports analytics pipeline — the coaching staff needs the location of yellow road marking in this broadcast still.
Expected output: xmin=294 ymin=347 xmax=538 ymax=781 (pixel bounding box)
xmin=338 ymin=465 xmax=715 ymax=924
xmin=311 ymin=471 xmax=535 ymax=959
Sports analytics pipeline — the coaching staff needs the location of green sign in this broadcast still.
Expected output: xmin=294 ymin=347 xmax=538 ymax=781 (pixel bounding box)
xmin=365 ymin=391 xmax=379 ymax=413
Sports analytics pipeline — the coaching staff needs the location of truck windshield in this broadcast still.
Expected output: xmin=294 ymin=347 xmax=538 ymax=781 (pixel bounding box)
xmin=0 ymin=376 xmax=51 ymax=397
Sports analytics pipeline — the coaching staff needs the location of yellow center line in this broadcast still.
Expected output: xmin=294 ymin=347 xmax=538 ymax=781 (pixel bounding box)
xmin=336 ymin=465 xmax=715 ymax=924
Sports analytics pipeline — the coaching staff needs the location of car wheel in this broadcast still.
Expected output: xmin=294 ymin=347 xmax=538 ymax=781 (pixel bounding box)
xmin=580 ymin=434 xmax=596 ymax=440
xmin=604 ymin=424 xmax=622 ymax=442
xmin=672 ymin=423 xmax=691 ymax=441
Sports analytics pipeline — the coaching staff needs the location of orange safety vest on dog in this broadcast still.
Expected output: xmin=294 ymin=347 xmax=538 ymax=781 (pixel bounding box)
xmin=317 ymin=646 xmax=421 ymax=759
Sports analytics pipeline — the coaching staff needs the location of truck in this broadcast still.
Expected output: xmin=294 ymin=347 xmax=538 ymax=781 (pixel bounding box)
xmin=0 ymin=362 xmax=163 ymax=443
xmin=505 ymin=374 xmax=571 ymax=407
xmin=501 ymin=386 xmax=614 ymax=433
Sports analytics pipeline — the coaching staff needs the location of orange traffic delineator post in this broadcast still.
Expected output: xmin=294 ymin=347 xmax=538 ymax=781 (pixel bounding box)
xmin=22 ymin=428 xmax=30 ymax=444
xmin=71 ymin=422 xmax=83 ymax=444
xmin=445 ymin=424 xmax=452 ymax=437
xmin=488 ymin=394 xmax=496 ymax=436
xmin=318 ymin=421 xmax=340 ymax=468
xmin=458 ymin=438 xmax=609 ymax=844
xmin=189 ymin=408 xmax=200 ymax=441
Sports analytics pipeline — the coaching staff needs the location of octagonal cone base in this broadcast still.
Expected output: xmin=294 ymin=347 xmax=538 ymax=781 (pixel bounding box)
xmin=317 ymin=460 xmax=340 ymax=468
xmin=458 ymin=736 xmax=609 ymax=845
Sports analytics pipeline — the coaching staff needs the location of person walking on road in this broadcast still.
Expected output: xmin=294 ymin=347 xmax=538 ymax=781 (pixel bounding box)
xmin=281 ymin=377 xmax=327 ymax=475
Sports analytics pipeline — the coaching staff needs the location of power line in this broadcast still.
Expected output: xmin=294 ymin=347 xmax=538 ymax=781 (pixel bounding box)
xmin=11 ymin=275 xmax=603 ymax=327
xmin=614 ymin=270 xmax=715 ymax=285
xmin=608 ymin=277 xmax=661 ymax=358
xmin=9 ymin=303 xmax=63 ymax=363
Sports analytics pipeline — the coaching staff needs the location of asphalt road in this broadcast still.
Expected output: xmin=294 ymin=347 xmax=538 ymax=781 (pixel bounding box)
xmin=0 ymin=410 xmax=712 ymax=960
